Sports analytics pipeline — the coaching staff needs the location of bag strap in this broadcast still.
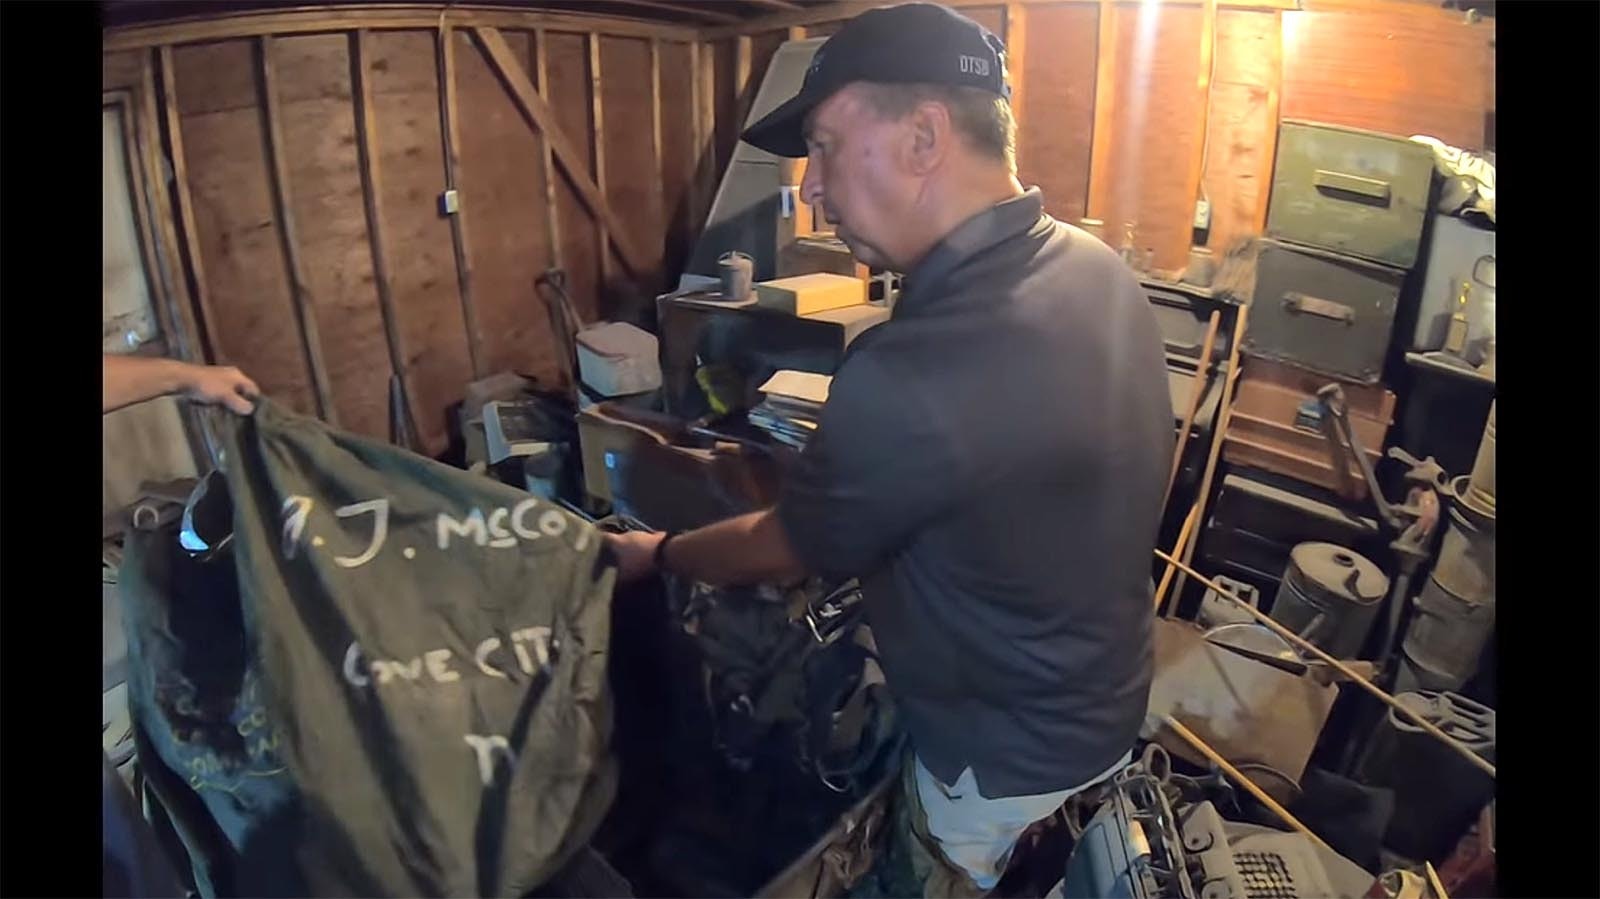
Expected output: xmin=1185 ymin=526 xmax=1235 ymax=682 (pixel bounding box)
xmin=806 ymin=630 xmax=901 ymax=792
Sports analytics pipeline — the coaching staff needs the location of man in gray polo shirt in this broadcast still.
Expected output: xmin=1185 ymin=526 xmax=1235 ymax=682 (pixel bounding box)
xmin=608 ymin=3 xmax=1171 ymax=893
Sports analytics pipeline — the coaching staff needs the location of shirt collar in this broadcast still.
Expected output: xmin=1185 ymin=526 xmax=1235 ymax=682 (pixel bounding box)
xmin=897 ymin=188 xmax=1046 ymax=311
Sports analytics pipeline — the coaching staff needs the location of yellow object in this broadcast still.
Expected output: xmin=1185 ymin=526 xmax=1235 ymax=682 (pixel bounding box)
xmin=1424 ymin=862 xmax=1449 ymax=899
xmin=695 ymin=365 xmax=741 ymax=416
xmin=1445 ymin=280 xmax=1472 ymax=354
xmin=754 ymin=272 xmax=867 ymax=316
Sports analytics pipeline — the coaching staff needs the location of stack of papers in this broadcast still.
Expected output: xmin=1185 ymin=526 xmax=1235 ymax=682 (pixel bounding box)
xmin=751 ymin=371 xmax=831 ymax=449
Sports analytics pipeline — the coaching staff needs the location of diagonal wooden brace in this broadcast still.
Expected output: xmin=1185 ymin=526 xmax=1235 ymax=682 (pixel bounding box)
xmin=473 ymin=25 xmax=655 ymax=281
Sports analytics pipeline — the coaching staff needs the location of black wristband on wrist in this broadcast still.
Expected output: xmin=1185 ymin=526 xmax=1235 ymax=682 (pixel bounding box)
xmin=653 ymin=531 xmax=679 ymax=573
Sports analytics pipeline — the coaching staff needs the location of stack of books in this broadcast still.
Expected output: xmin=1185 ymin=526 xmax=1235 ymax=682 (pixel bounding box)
xmin=749 ymin=370 xmax=831 ymax=449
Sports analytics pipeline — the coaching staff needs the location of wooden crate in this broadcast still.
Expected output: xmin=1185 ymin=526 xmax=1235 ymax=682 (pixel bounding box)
xmin=1224 ymin=357 xmax=1395 ymax=498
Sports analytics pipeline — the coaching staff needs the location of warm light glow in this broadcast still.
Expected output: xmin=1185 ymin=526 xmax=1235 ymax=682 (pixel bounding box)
xmin=1110 ymin=1 xmax=1162 ymax=237
xmin=1282 ymin=10 xmax=1305 ymax=58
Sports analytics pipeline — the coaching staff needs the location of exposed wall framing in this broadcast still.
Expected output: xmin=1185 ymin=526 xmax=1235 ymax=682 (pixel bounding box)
xmin=105 ymin=5 xmax=712 ymax=456
xmin=103 ymin=1 xmax=1494 ymax=457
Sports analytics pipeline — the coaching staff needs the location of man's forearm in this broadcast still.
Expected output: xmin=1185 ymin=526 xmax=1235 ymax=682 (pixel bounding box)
xmin=660 ymin=508 xmax=808 ymax=587
xmin=103 ymin=355 xmax=187 ymax=413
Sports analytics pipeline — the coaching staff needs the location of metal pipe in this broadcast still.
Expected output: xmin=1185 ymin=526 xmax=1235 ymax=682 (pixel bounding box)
xmin=1154 ymin=548 xmax=1497 ymax=779
xmin=1377 ymin=566 xmax=1415 ymax=673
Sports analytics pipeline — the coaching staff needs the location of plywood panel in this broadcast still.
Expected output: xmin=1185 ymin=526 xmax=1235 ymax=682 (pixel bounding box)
xmin=104 ymin=50 xmax=145 ymax=91
xmin=1093 ymin=4 xmax=1207 ymax=272
xmin=172 ymin=39 xmax=316 ymax=414
xmin=174 ymin=40 xmax=262 ymax=115
xmin=601 ymin=35 xmax=664 ymax=292
xmin=274 ymin=33 xmax=393 ymax=440
xmin=368 ymin=30 xmax=474 ymax=453
xmin=545 ymin=31 xmax=602 ymax=323
xmin=454 ymin=29 xmax=562 ymax=384
xmin=659 ymin=40 xmax=696 ymax=278
xmin=1200 ymin=10 xmax=1280 ymax=255
xmin=1014 ymin=3 xmax=1097 ymax=225
xmin=1281 ymin=10 xmax=1492 ymax=150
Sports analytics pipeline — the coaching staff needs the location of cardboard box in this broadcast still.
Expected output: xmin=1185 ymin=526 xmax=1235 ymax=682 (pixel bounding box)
xmin=754 ymin=272 xmax=866 ymax=316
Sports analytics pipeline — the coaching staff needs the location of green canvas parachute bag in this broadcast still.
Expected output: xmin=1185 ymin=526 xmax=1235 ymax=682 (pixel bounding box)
xmin=119 ymin=400 xmax=618 ymax=896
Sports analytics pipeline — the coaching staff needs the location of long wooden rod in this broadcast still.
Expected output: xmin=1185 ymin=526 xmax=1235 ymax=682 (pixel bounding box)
xmin=1166 ymin=309 xmax=1221 ymax=507
xmin=1154 ymin=501 xmax=1200 ymax=612
xmin=1163 ymin=716 xmax=1334 ymax=855
xmin=1169 ymin=304 xmax=1248 ymax=607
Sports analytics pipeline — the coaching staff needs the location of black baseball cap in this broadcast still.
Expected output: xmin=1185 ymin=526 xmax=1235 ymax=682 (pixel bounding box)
xmin=741 ymin=3 xmax=1010 ymax=159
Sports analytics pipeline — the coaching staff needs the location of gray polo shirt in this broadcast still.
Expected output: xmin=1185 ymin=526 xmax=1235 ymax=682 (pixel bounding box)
xmin=777 ymin=189 xmax=1172 ymax=798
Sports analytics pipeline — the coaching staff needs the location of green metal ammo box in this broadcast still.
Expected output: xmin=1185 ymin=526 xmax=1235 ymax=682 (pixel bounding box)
xmin=1243 ymin=239 xmax=1406 ymax=385
xmin=1267 ymin=121 xmax=1437 ymax=269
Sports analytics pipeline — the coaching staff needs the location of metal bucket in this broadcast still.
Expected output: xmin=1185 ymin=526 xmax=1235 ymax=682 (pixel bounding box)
xmin=1400 ymin=576 xmax=1495 ymax=690
xmin=1268 ymin=542 xmax=1389 ymax=659
xmin=1431 ymin=504 xmax=1495 ymax=606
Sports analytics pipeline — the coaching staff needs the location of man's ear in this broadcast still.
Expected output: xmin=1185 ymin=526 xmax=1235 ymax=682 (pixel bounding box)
xmin=903 ymin=100 xmax=952 ymax=175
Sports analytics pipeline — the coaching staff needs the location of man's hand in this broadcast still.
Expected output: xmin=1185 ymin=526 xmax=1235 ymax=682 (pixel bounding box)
xmin=604 ymin=529 xmax=665 ymax=583
xmin=601 ymin=510 xmax=807 ymax=589
xmin=181 ymin=363 xmax=260 ymax=414
xmin=104 ymin=355 xmax=261 ymax=415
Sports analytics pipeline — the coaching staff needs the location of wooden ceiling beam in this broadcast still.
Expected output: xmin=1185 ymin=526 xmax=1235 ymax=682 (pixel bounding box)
xmin=587 ymin=0 xmax=745 ymax=24
xmin=700 ymin=0 xmax=1295 ymax=39
xmin=103 ymin=4 xmax=700 ymax=51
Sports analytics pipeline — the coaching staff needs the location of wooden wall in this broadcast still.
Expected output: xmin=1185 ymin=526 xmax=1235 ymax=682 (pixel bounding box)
xmin=711 ymin=0 xmax=1496 ymax=272
xmin=103 ymin=2 xmax=1494 ymax=458
xmin=103 ymin=8 xmax=703 ymax=456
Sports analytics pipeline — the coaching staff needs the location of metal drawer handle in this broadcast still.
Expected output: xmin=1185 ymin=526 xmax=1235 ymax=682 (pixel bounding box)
xmin=1292 ymin=399 xmax=1323 ymax=433
xmin=1313 ymin=169 xmax=1392 ymax=204
xmin=1282 ymin=292 xmax=1356 ymax=325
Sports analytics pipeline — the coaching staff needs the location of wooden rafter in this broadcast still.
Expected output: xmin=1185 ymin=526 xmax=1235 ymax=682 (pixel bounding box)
xmin=1085 ymin=0 xmax=1118 ymax=223
xmin=589 ymin=33 xmax=611 ymax=286
xmin=535 ymin=29 xmax=564 ymax=270
xmin=349 ymin=29 xmax=421 ymax=439
xmin=103 ymin=5 xmax=699 ymax=51
xmin=586 ymin=0 xmax=745 ymax=24
xmin=650 ymin=38 xmax=665 ymax=269
xmin=438 ymin=24 xmax=486 ymax=379
xmin=157 ymin=46 xmax=223 ymax=365
xmin=260 ymin=35 xmax=339 ymax=422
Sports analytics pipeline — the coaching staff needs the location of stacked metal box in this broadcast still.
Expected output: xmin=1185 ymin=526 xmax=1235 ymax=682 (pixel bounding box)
xmin=1225 ymin=121 xmax=1436 ymax=494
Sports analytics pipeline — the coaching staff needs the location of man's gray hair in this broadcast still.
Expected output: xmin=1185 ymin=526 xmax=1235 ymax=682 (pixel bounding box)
xmin=857 ymin=82 xmax=1016 ymax=172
